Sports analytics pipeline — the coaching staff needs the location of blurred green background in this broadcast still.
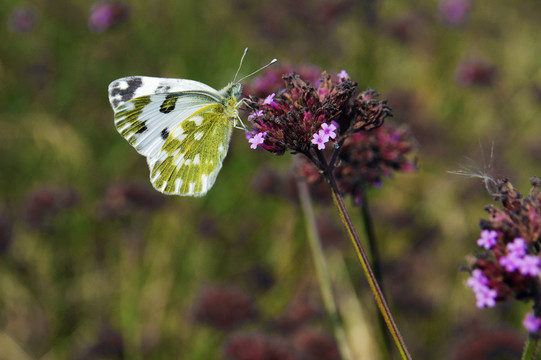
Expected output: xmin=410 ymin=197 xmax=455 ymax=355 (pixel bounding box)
xmin=2 ymin=0 xmax=541 ymax=359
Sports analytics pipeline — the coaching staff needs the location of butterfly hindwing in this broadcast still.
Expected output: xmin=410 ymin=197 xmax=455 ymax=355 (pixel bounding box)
xmin=148 ymin=106 xmax=233 ymax=196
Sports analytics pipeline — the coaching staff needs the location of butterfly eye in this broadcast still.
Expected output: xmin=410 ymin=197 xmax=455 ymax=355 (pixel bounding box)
xmin=232 ymin=83 xmax=243 ymax=98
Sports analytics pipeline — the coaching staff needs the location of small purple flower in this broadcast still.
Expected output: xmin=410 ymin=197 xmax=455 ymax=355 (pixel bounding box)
xmin=477 ymin=230 xmax=498 ymax=249
xmin=523 ymin=313 xmax=541 ymax=333
xmin=337 ymin=70 xmax=349 ymax=82
xmin=507 ymin=238 xmax=526 ymax=256
xmin=320 ymin=122 xmax=337 ymax=140
xmin=518 ymin=255 xmax=540 ymax=276
xmin=248 ymin=132 xmax=267 ymax=149
xmin=88 ymin=1 xmax=129 ymax=33
xmin=311 ymin=132 xmax=327 ymax=150
xmin=498 ymin=237 xmax=540 ymax=276
xmin=262 ymin=93 xmax=276 ymax=106
xmin=499 ymin=253 xmax=522 ymax=273
xmin=248 ymin=109 xmax=264 ymax=121
xmin=467 ymin=269 xmax=497 ymax=308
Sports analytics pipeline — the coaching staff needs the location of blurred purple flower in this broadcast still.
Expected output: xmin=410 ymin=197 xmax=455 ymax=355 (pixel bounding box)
xmin=25 ymin=187 xmax=79 ymax=229
xmin=293 ymin=330 xmax=340 ymax=360
xmin=223 ymin=333 xmax=299 ymax=360
xmin=88 ymin=1 xmax=129 ymax=33
xmin=274 ymin=298 xmax=321 ymax=333
xmin=439 ymin=0 xmax=472 ymax=27
xmin=97 ymin=182 xmax=165 ymax=218
xmin=455 ymin=58 xmax=496 ymax=87
xmin=8 ymin=8 xmax=36 ymax=33
xmin=191 ymin=285 xmax=256 ymax=330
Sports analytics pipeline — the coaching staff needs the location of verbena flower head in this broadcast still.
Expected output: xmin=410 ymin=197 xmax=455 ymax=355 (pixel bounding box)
xmin=88 ymin=1 xmax=129 ymax=33
xmin=466 ymin=177 xmax=541 ymax=333
xmin=8 ymin=8 xmax=36 ymax=33
xmin=247 ymin=71 xmax=390 ymax=157
xmin=333 ymin=124 xmax=416 ymax=198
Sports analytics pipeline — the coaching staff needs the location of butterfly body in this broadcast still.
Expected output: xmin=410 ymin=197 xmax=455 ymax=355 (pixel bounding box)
xmin=108 ymin=76 xmax=242 ymax=196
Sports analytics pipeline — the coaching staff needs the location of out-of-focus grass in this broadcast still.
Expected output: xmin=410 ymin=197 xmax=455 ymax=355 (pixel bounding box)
xmin=2 ymin=0 xmax=541 ymax=358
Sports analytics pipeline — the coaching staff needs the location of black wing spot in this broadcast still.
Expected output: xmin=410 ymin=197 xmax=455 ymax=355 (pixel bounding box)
xmin=135 ymin=121 xmax=148 ymax=134
xmin=155 ymin=85 xmax=171 ymax=94
xmin=110 ymin=78 xmax=143 ymax=104
xmin=160 ymin=95 xmax=178 ymax=114
xmin=161 ymin=128 xmax=170 ymax=140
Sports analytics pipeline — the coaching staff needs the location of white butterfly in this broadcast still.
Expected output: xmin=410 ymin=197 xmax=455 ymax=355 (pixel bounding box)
xmin=108 ymin=49 xmax=276 ymax=196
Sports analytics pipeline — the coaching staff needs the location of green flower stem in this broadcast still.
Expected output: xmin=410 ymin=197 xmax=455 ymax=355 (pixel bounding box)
xmin=297 ymin=178 xmax=354 ymax=360
xmin=522 ymin=336 xmax=538 ymax=360
xmin=358 ymin=184 xmax=393 ymax=355
xmin=323 ymin=171 xmax=412 ymax=360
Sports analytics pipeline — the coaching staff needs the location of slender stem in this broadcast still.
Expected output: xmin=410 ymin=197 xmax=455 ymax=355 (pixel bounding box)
xmin=324 ymin=172 xmax=412 ymax=360
xmin=296 ymin=178 xmax=354 ymax=360
xmin=522 ymin=336 xmax=538 ymax=360
xmin=358 ymin=184 xmax=392 ymax=356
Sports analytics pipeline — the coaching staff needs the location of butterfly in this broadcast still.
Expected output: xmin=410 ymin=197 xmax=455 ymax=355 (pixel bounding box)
xmin=108 ymin=49 xmax=276 ymax=196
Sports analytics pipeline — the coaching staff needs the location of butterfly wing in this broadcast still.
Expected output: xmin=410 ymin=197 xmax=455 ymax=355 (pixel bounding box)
xmin=109 ymin=76 xmax=219 ymax=110
xmin=109 ymin=76 xmax=235 ymax=196
xmin=148 ymin=106 xmax=233 ymax=196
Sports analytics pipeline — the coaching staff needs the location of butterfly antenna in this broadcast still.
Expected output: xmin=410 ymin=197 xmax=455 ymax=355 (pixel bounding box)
xmin=236 ymin=58 xmax=278 ymax=84
xmin=233 ymin=48 xmax=249 ymax=83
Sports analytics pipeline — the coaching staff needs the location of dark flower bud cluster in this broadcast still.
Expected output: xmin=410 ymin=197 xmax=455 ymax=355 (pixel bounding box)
xmin=243 ymin=64 xmax=323 ymax=99
xmin=246 ymin=71 xmax=391 ymax=158
xmin=333 ymin=124 xmax=417 ymax=200
xmin=295 ymin=120 xmax=416 ymax=202
xmin=466 ymin=177 xmax=541 ymax=333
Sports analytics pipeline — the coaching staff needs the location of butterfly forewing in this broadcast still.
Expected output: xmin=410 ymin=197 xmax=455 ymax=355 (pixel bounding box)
xmin=108 ymin=76 xmax=220 ymax=110
xmin=113 ymin=92 xmax=217 ymax=157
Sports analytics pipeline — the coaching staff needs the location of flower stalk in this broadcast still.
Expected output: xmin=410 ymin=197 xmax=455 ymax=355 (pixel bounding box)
xmin=357 ymin=184 xmax=393 ymax=353
xmin=522 ymin=337 xmax=538 ymax=360
xmin=322 ymin=164 xmax=412 ymax=360
xmin=296 ymin=177 xmax=354 ymax=360
xmin=246 ymin=70 xmax=414 ymax=359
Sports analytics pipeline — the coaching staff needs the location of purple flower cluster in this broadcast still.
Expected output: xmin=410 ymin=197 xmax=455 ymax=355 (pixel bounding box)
xmin=246 ymin=71 xmax=390 ymax=157
xmin=466 ymin=177 xmax=541 ymax=333
xmin=499 ymin=238 xmax=541 ymax=276
xmin=466 ymin=269 xmax=497 ymax=308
